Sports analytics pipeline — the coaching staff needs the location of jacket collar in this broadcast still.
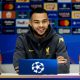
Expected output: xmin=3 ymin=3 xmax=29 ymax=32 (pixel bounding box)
xmin=26 ymin=25 xmax=56 ymax=43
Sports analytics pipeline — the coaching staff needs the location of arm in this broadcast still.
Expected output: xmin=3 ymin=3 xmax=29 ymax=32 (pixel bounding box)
xmin=13 ymin=36 xmax=26 ymax=73
xmin=56 ymin=37 xmax=70 ymax=74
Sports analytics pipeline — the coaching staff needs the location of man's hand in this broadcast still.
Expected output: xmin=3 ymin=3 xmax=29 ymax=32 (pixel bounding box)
xmin=14 ymin=66 xmax=19 ymax=73
xmin=57 ymin=56 xmax=67 ymax=64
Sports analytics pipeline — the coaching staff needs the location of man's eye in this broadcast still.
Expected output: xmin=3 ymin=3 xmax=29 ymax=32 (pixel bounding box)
xmin=35 ymin=22 xmax=39 ymax=24
xmin=43 ymin=21 xmax=47 ymax=23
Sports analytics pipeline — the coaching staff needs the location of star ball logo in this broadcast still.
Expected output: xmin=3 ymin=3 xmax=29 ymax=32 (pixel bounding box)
xmin=58 ymin=3 xmax=71 ymax=10
xmin=2 ymin=3 xmax=15 ymax=10
xmin=16 ymin=11 xmax=30 ymax=18
xmin=44 ymin=3 xmax=57 ymax=11
xmin=32 ymin=62 xmax=44 ymax=73
xmin=58 ymin=20 xmax=71 ymax=27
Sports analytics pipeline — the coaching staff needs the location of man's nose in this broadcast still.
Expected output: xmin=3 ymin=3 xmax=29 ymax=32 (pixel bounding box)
xmin=39 ymin=22 xmax=43 ymax=27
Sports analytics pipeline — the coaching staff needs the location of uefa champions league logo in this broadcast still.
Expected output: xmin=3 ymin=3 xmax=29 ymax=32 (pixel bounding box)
xmin=32 ymin=62 xmax=44 ymax=73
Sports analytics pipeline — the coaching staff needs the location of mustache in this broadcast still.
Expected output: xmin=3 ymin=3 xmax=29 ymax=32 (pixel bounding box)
xmin=29 ymin=25 xmax=50 ymax=37
xmin=33 ymin=28 xmax=49 ymax=37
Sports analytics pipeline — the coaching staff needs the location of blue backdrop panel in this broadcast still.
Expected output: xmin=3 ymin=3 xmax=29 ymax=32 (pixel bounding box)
xmin=0 ymin=0 xmax=80 ymax=64
xmin=63 ymin=35 xmax=80 ymax=64
xmin=0 ymin=34 xmax=17 ymax=63
xmin=0 ymin=34 xmax=80 ymax=64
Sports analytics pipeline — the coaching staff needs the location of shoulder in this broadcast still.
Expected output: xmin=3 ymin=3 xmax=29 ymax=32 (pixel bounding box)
xmin=53 ymin=33 xmax=63 ymax=39
xmin=16 ymin=33 xmax=27 ymax=42
xmin=17 ymin=29 xmax=29 ymax=38
xmin=51 ymin=28 xmax=63 ymax=39
xmin=53 ymin=34 xmax=64 ymax=43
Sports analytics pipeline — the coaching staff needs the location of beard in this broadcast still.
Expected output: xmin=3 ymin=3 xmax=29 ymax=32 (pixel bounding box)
xmin=30 ymin=26 xmax=50 ymax=38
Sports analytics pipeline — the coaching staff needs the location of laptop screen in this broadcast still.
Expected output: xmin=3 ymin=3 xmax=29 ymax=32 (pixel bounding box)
xmin=19 ymin=59 xmax=58 ymax=75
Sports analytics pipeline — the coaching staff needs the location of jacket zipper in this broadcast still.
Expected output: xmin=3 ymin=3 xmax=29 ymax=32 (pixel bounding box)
xmin=38 ymin=43 xmax=42 ymax=58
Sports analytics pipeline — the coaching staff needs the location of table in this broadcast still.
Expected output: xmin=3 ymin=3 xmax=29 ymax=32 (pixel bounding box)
xmin=0 ymin=75 xmax=80 ymax=80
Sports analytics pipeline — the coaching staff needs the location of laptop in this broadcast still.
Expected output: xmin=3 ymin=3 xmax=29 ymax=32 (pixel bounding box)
xmin=19 ymin=59 xmax=58 ymax=75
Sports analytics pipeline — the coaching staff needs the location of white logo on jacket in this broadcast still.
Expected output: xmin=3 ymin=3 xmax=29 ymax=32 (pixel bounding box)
xmin=59 ymin=38 xmax=64 ymax=43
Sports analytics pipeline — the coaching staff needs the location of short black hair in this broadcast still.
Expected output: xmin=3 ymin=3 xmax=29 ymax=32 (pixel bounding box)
xmin=30 ymin=8 xmax=48 ymax=18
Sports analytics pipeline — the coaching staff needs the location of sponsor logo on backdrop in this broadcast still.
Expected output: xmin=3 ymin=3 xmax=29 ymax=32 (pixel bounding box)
xmin=3 ymin=0 xmax=15 ymax=2
xmin=2 ymin=19 xmax=15 ymax=26
xmin=58 ymin=12 xmax=71 ymax=18
xmin=58 ymin=28 xmax=70 ymax=34
xmin=0 ymin=27 xmax=1 ymax=34
xmin=16 ymin=11 xmax=30 ymax=18
xmin=30 ymin=3 xmax=43 ymax=10
xmin=16 ymin=19 xmax=29 ymax=27
xmin=2 ymin=11 xmax=15 ymax=19
xmin=72 ymin=20 xmax=80 ymax=26
xmin=58 ymin=20 xmax=71 ymax=26
xmin=49 ymin=19 xmax=58 ymax=27
xmin=58 ymin=3 xmax=71 ymax=10
xmin=16 ymin=0 xmax=30 ymax=2
xmin=2 ymin=27 xmax=16 ymax=34
xmin=44 ymin=3 xmax=57 ymax=11
xmin=17 ymin=28 xmax=28 ymax=34
xmin=48 ymin=11 xmax=58 ymax=18
xmin=2 ymin=3 xmax=15 ymax=10
xmin=58 ymin=0 xmax=71 ymax=2
xmin=0 ymin=3 xmax=1 ymax=10
xmin=0 ymin=11 xmax=1 ymax=18
xmin=72 ymin=28 xmax=80 ymax=34
xmin=72 ymin=0 xmax=80 ymax=2
xmin=72 ymin=3 xmax=80 ymax=10
xmin=30 ymin=0 xmax=42 ymax=2
xmin=16 ymin=3 xmax=30 ymax=10
xmin=44 ymin=0 xmax=57 ymax=2
xmin=72 ymin=11 xmax=80 ymax=19
xmin=0 ymin=20 xmax=2 ymax=26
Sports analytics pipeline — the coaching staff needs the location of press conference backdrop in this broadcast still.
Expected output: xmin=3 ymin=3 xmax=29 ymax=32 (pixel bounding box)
xmin=0 ymin=0 xmax=80 ymax=64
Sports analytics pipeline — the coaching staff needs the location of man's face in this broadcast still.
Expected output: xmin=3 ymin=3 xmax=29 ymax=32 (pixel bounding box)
xmin=29 ymin=13 xmax=49 ymax=36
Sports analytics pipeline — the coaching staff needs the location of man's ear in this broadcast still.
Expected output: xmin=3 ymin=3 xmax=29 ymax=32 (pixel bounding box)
xmin=49 ymin=20 xmax=51 ymax=24
xmin=29 ymin=20 xmax=32 ymax=26
xmin=48 ymin=20 xmax=50 ymax=25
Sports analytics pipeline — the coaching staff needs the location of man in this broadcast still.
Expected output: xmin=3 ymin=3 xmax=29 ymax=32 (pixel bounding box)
xmin=13 ymin=8 xmax=70 ymax=73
